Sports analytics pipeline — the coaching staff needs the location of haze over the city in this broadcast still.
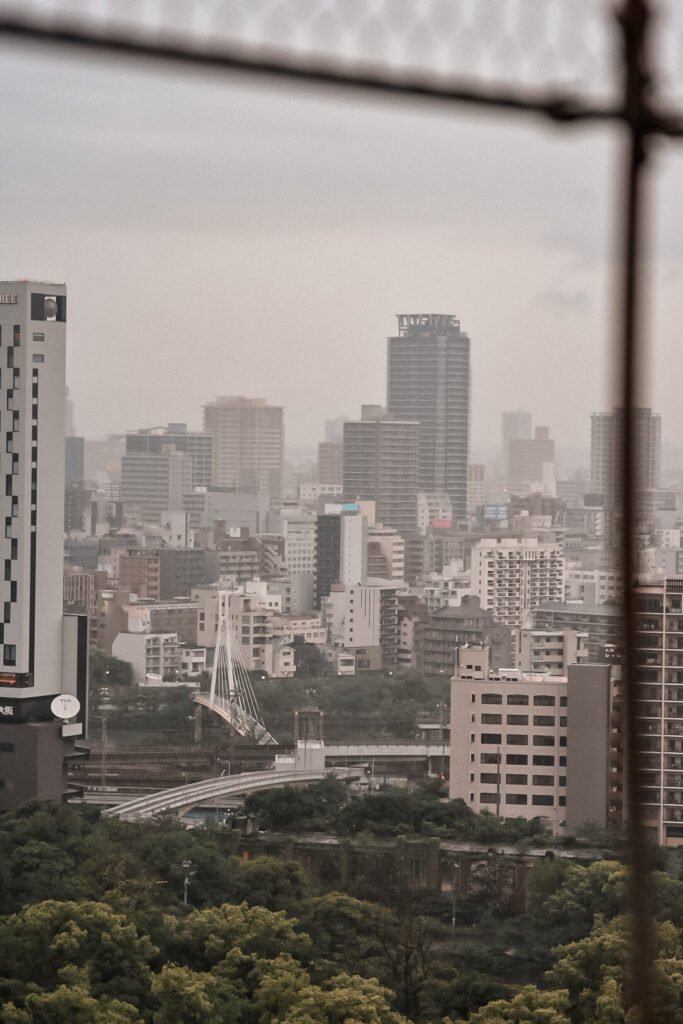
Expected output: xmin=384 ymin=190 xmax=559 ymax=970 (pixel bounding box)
xmin=3 ymin=43 xmax=682 ymax=452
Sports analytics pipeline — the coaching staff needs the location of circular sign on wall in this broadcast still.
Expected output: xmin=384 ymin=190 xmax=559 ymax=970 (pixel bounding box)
xmin=50 ymin=694 xmax=81 ymax=720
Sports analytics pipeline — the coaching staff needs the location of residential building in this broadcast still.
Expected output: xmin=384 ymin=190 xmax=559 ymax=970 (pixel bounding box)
xmin=417 ymin=492 xmax=453 ymax=533
xmin=63 ymin=568 xmax=109 ymax=617
xmin=125 ymin=423 xmax=213 ymax=488
xmin=449 ymin=645 xmax=615 ymax=834
xmin=222 ymin=585 xmax=295 ymax=677
xmin=418 ymin=595 xmax=514 ymax=675
xmin=203 ymin=396 xmax=284 ymax=499
xmin=533 ymin=602 xmax=622 ymax=661
xmin=112 ymin=631 xmax=180 ymax=683
xmin=182 ymin=488 xmax=276 ymax=533
xmin=343 ymin=411 xmax=419 ymax=538
xmin=315 ymin=503 xmax=368 ymax=608
xmin=628 ymin=578 xmax=683 ymax=846
xmin=467 ymin=465 xmax=486 ymax=516
xmin=420 ymin=559 xmax=472 ymax=612
xmin=118 ymin=551 xmax=161 ymax=600
xmin=326 ymin=579 xmax=402 ymax=670
xmin=0 ymin=282 xmax=89 ymax=806
xmin=565 ymin=564 xmax=622 ymax=604
xmin=517 ymin=629 xmax=589 ymax=674
xmin=367 ymin=523 xmax=405 ymax=582
xmin=387 ymin=313 xmax=470 ymax=521
xmin=471 ymin=537 xmax=565 ymax=627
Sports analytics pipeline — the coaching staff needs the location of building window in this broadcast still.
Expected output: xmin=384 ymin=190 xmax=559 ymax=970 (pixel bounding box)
xmin=0 ymin=742 xmax=14 ymax=752
xmin=32 ymin=354 xmax=44 ymax=364
xmin=481 ymin=753 xmax=500 ymax=764
xmin=532 ymin=794 xmax=554 ymax=806
xmin=533 ymin=755 xmax=555 ymax=766
xmin=559 ymin=756 xmax=567 ymax=766
xmin=507 ymin=694 xmax=529 ymax=705
xmin=3 ymin=603 xmax=10 ymax=623
xmin=481 ymin=714 xmax=502 ymax=724
xmin=480 ymin=793 xmax=498 ymax=804
xmin=506 ymin=754 xmax=528 ymax=765
xmin=3 ymin=644 xmax=16 ymax=665
xmin=507 ymin=734 xmax=528 ymax=745
xmin=480 ymin=772 xmax=500 ymax=784
xmin=533 ymin=695 xmax=556 ymax=706
xmin=481 ymin=693 xmax=502 ymax=705
xmin=533 ymin=735 xmax=555 ymax=747
xmin=506 ymin=793 xmax=528 ymax=805
xmin=532 ymin=775 xmax=554 ymax=786
xmin=480 ymin=733 xmax=502 ymax=744
xmin=533 ymin=716 xmax=555 ymax=727
xmin=506 ymin=773 xmax=527 ymax=785
xmin=507 ymin=714 xmax=528 ymax=725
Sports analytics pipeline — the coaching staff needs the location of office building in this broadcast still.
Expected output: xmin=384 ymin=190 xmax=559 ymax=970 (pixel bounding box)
xmin=471 ymin=537 xmax=565 ymax=627
xmin=0 ymin=281 xmax=87 ymax=809
xmin=326 ymin=579 xmax=402 ymax=670
xmin=449 ymin=646 xmax=615 ymax=834
xmin=467 ymin=465 xmax=486 ymax=516
xmin=590 ymin=407 xmax=661 ymax=510
xmin=387 ymin=313 xmax=470 ymax=521
xmin=343 ymin=411 xmax=419 ymax=538
xmin=125 ymin=423 xmax=213 ymax=488
xmin=417 ymin=492 xmax=453 ymax=533
xmin=517 ymin=628 xmax=589 ymax=674
xmin=203 ymin=396 xmax=284 ymax=499
xmin=121 ymin=447 xmax=192 ymax=521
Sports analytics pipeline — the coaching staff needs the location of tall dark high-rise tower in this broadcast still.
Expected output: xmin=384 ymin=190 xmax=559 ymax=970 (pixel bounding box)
xmin=386 ymin=314 xmax=470 ymax=521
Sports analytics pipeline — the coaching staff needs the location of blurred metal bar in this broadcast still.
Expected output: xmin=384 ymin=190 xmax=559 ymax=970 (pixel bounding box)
xmin=0 ymin=12 xmax=649 ymax=129
xmin=617 ymin=1 xmax=656 ymax=1018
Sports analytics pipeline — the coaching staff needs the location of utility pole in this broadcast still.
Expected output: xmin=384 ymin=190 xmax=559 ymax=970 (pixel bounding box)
xmin=181 ymin=859 xmax=195 ymax=906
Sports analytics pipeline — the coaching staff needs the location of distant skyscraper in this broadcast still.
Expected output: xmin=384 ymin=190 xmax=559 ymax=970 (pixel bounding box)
xmin=502 ymin=409 xmax=532 ymax=445
xmin=342 ymin=410 xmax=419 ymax=538
xmin=204 ymin=396 xmax=284 ymax=499
xmin=315 ymin=505 xmax=367 ymax=607
xmin=590 ymin=407 xmax=661 ymax=510
xmin=0 ymin=281 xmax=87 ymax=808
xmin=386 ymin=314 xmax=470 ymax=521
xmin=121 ymin=448 xmax=193 ymax=521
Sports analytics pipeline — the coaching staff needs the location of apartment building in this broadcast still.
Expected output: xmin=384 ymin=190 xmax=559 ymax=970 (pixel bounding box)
xmin=112 ymin=631 xmax=180 ymax=683
xmin=517 ymin=629 xmax=588 ymax=675
xmin=450 ymin=646 xmax=614 ymax=834
xmin=471 ymin=537 xmax=565 ymax=627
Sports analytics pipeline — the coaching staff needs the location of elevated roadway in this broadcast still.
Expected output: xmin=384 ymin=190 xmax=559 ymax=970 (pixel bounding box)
xmin=106 ymin=766 xmax=360 ymax=821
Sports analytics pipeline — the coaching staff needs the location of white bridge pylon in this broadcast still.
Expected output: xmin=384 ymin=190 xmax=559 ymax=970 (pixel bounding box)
xmin=193 ymin=610 xmax=277 ymax=745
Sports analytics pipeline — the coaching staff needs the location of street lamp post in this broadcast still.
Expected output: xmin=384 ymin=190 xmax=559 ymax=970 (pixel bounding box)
xmin=181 ymin=859 xmax=195 ymax=906
xmin=451 ymin=861 xmax=461 ymax=937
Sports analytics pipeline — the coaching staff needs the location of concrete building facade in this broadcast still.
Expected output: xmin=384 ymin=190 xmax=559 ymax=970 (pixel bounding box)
xmin=343 ymin=412 xmax=419 ymax=538
xmin=471 ymin=538 xmax=565 ymax=627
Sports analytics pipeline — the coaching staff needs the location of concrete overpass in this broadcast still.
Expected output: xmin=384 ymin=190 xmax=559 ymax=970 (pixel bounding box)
xmin=105 ymin=767 xmax=361 ymax=821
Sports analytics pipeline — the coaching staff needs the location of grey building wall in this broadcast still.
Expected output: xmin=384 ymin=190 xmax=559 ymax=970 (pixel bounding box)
xmin=566 ymin=663 xmax=613 ymax=832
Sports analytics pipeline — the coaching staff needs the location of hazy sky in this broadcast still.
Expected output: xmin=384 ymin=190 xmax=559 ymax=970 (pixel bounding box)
xmin=2 ymin=38 xmax=682 ymax=457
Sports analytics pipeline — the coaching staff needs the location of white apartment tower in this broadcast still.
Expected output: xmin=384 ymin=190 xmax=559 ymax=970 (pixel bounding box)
xmin=0 ymin=282 xmax=87 ymax=808
xmin=471 ymin=537 xmax=565 ymax=627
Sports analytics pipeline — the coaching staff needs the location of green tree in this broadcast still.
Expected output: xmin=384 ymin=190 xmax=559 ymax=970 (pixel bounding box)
xmin=89 ymin=650 xmax=133 ymax=688
xmin=450 ymin=985 xmax=572 ymax=1024
xmin=151 ymin=965 xmax=239 ymax=1024
xmin=229 ymin=857 xmax=312 ymax=914
xmin=1 ymin=982 xmax=143 ymax=1024
xmin=176 ymin=902 xmax=311 ymax=972
xmin=0 ymin=900 xmax=156 ymax=1010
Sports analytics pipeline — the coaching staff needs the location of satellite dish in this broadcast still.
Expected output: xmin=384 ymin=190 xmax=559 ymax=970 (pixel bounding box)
xmin=50 ymin=694 xmax=81 ymax=720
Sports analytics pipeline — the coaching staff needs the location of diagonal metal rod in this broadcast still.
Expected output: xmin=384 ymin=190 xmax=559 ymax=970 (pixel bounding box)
xmin=0 ymin=9 xmax=681 ymax=134
xmin=617 ymin=1 xmax=656 ymax=1018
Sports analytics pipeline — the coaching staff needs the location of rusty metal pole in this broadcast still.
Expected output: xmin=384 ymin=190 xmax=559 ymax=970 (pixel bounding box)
xmin=617 ymin=1 xmax=656 ymax=1018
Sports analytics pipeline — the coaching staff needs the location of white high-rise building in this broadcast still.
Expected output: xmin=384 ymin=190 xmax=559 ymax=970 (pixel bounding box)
xmin=0 ymin=282 xmax=87 ymax=808
xmin=471 ymin=537 xmax=565 ymax=627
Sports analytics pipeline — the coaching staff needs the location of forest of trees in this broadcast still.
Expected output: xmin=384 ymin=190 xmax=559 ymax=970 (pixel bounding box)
xmin=2 ymin=791 xmax=683 ymax=1022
